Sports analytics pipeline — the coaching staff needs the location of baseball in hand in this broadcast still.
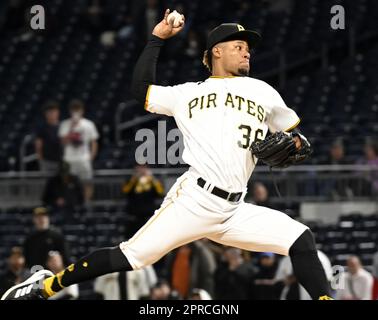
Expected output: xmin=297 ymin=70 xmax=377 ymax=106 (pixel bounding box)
xmin=167 ymin=10 xmax=184 ymax=28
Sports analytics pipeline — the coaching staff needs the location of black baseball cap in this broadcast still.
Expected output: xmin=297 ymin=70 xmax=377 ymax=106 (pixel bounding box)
xmin=206 ymin=23 xmax=261 ymax=50
xmin=33 ymin=206 xmax=49 ymax=216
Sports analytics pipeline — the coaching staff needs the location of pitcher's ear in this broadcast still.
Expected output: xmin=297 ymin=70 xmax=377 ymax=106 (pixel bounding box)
xmin=212 ymin=46 xmax=221 ymax=58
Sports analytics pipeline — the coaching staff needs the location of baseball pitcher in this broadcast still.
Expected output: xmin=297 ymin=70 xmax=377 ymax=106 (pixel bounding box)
xmin=2 ymin=9 xmax=332 ymax=300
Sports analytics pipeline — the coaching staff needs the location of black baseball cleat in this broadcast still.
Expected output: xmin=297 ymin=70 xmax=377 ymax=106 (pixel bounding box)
xmin=1 ymin=270 xmax=53 ymax=300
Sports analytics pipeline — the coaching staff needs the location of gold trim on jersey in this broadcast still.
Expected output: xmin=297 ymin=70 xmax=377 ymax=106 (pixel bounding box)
xmin=284 ymin=118 xmax=301 ymax=132
xmin=144 ymin=85 xmax=152 ymax=110
xmin=126 ymin=201 xmax=173 ymax=246
xmin=209 ymin=76 xmax=239 ymax=79
xmin=126 ymin=178 xmax=188 ymax=246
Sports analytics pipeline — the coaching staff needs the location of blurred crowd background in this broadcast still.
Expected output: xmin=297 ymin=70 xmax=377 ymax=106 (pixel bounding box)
xmin=0 ymin=0 xmax=377 ymax=300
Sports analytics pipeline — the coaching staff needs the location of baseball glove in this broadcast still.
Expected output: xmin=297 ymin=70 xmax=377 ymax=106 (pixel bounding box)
xmin=250 ymin=131 xmax=312 ymax=168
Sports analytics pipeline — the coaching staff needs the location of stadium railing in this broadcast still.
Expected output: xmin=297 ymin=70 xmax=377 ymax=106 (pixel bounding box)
xmin=0 ymin=165 xmax=376 ymax=208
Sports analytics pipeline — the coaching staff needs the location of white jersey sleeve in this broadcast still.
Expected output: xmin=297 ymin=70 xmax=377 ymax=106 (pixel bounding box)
xmin=144 ymin=84 xmax=183 ymax=116
xmin=266 ymin=87 xmax=300 ymax=133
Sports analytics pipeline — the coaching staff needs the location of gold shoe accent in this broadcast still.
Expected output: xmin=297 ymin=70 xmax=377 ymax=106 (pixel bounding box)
xmin=319 ymin=295 xmax=334 ymax=300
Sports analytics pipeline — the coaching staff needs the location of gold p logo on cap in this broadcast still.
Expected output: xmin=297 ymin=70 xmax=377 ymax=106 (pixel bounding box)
xmin=237 ymin=24 xmax=245 ymax=31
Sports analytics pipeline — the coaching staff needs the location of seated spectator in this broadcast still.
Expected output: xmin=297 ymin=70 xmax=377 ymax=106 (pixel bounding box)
xmin=275 ymin=250 xmax=333 ymax=300
xmin=250 ymin=252 xmax=279 ymax=300
xmin=94 ymin=265 xmax=157 ymax=300
xmin=324 ymin=138 xmax=349 ymax=165
xmin=321 ymin=139 xmax=354 ymax=199
xmin=164 ymin=240 xmax=216 ymax=299
xmin=149 ymin=280 xmax=180 ymax=300
xmin=359 ymin=141 xmax=378 ymax=195
xmin=122 ymin=164 xmax=164 ymax=238
xmin=251 ymin=182 xmax=273 ymax=208
xmin=42 ymin=161 xmax=84 ymax=211
xmin=35 ymin=100 xmax=62 ymax=173
xmin=214 ymin=247 xmax=256 ymax=300
xmin=336 ymin=255 xmax=374 ymax=300
xmin=361 ymin=141 xmax=378 ymax=166
xmin=0 ymin=247 xmax=30 ymax=297
xmin=188 ymin=288 xmax=212 ymax=300
xmin=23 ymin=207 xmax=70 ymax=269
xmin=46 ymin=251 xmax=79 ymax=300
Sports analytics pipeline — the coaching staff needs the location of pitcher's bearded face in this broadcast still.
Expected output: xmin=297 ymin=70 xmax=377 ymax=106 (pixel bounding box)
xmin=215 ymin=40 xmax=251 ymax=76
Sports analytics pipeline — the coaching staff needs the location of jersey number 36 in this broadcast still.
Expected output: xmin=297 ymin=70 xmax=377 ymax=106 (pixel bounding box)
xmin=237 ymin=124 xmax=264 ymax=149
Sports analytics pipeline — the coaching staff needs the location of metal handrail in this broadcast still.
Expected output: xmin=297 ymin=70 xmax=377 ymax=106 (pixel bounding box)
xmin=115 ymin=100 xmax=161 ymax=144
xmin=19 ymin=134 xmax=38 ymax=172
xmin=0 ymin=164 xmax=377 ymax=179
xmin=115 ymin=101 xmax=133 ymax=143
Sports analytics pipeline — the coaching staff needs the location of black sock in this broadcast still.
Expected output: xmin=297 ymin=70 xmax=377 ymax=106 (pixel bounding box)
xmin=47 ymin=246 xmax=132 ymax=293
xmin=289 ymin=229 xmax=331 ymax=299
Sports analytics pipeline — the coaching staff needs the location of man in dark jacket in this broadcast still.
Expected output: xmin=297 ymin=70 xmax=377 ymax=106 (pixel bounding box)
xmin=0 ymin=247 xmax=30 ymax=297
xmin=250 ymin=252 xmax=279 ymax=300
xmin=23 ymin=207 xmax=70 ymax=269
xmin=35 ymin=101 xmax=62 ymax=173
xmin=42 ymin=161 xmax=84 ymax=211
xmin=214 ymin=247 xmax=256 ymax=299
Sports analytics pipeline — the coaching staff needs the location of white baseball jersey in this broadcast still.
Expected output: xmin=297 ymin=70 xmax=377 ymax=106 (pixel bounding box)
xmin=120 ymin=76 xmax=308 ymax=271
xmin=145 ymin=76 xmax=300 ymax=191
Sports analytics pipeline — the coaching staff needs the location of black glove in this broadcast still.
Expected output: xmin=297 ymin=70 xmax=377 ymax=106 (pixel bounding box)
xmin=250 ymin=131 xmax=312 ymax=168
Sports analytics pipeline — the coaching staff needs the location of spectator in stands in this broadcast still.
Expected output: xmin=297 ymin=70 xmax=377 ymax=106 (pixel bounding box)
xmin=251 ymin=182 xmax=273 ymax=208
xmin=35 ymin=100 xmax=62 ymax=173
xmin=188 ymin=288 xmax=212 ymax=300
xmin=325 ymin=138 xmax=348 ymax=165
xmin=163 ymin=240 xmax=216 ymax=299
xmin=59 ymin=99 xmax=99 ymax=202
xmin=336 ymin=255 xmax=374 ymax=300
xmin=122 ymin=164 xmax=164 ymax=238
xmin=250 ymin=252 xmax=279 ymax=300
xmin=23 ymin=207 xmax=70 ymax=269
xmin=275 ymin=250 xmax=333 ymax=300
xmin=214 ymin=247 xmax=256 ymax=299
xmin=362 ymin=141 xmax=378 ymax=165
xmin=94 ymin=265 xmax=157 ymax=300
xmin=42 ymin=161 xmax=84 ymax=212
xmin=0 ymin=247 xmax=30 ymax=297
xmin=46 ymin=251 xmax=79 ymax=300
xmin=322 ymin=139 xmax=353 ymax=199
xmin=361 ymin=141 xmax=378 ymax=194
xmin=149 ymin=280 xmax=180 ymax=300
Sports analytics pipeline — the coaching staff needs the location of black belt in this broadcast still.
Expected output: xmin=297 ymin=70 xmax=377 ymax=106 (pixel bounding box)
xmin=197 ymin=177 xmax=243 ymax=203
